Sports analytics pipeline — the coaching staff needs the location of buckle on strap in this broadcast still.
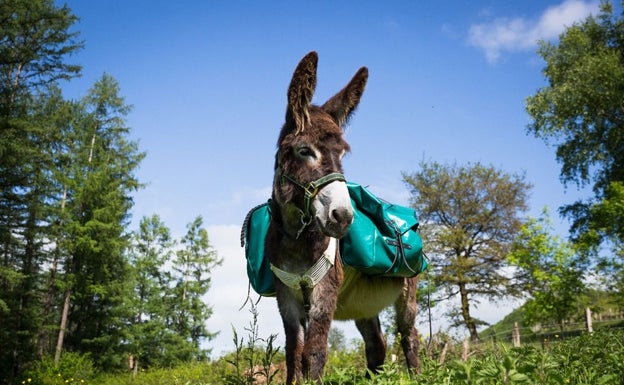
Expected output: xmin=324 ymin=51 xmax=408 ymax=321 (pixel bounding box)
xmin=281 ymin=172 xmax=346 ymax=224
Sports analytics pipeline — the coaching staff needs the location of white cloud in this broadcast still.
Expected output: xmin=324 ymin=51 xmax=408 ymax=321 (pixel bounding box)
xmin=468 ymin=0 xmax=599 ymax=63
xmin=204 ymin=224 xmax=283 ymax=357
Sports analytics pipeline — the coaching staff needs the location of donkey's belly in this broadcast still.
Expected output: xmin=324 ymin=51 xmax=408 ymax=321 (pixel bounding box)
xmin=333 ymin=265 xmax=404 ymax=320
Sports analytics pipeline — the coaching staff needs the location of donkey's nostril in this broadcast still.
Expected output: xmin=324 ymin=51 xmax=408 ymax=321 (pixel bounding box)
xmin=331 ymin=207 xmax=353 ymax=224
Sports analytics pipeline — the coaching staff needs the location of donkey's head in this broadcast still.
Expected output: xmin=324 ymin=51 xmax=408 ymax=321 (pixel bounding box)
xmin=273 ymin=51 xmax=368 ymax=239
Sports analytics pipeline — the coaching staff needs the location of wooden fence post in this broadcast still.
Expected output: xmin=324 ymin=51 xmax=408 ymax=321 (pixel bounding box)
xmin=462 ymin=339 xmax=469 ymax=362
xmin=585 ymin=307 xmax=593 ymax=333
xmin=512 ymin=322 xmax=521 ymax=347
xmin=439 ymin=342 xmax=449 ymax=365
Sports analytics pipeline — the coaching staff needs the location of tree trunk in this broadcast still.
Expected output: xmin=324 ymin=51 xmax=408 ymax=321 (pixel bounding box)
xmin=55 ymin=288 xmax=71 ymax=365
xmin=38 ymin=186 xmax=67 ymax=357
xmin=459 ymin=282 xmax=479 ymax=341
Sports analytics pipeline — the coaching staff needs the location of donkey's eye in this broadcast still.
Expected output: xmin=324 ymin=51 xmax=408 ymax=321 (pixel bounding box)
xmin=296 ymin=146 xmax=316 ymax=159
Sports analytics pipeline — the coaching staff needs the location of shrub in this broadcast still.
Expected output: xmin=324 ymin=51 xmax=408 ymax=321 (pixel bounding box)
xmin=23 ymin=352 xmax=95 ymax=385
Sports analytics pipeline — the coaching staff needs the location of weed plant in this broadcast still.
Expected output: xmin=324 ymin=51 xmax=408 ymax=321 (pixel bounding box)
xmin=23 ymin=324 xmax=624 ymax=384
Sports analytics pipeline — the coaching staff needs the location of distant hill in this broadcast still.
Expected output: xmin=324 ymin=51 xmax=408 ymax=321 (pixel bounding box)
xmin=478 ymin=304 xmax=527 ymax=341
xmin=478 ymin=291 xmax=624 ymax=343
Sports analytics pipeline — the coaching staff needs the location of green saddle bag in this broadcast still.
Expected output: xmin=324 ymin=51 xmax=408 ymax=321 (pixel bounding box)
xmin=240 ymin=203 xmax=276 ymax=297
xmin=241 ymin=182 xmax=427 ymax=297
xmin=342 ymin=182 xmax=427 ymax=276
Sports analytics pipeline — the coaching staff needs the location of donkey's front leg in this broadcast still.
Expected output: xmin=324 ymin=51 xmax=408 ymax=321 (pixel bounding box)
xmin=283 ymin=316 xmax=305 ymax=384
xmin=302 ymin=306 xmax=334 ymax=381
xmin=276 ymin=284 xmax=308 ymax=384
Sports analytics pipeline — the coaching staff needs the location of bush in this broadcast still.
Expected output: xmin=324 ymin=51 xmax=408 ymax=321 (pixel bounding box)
xmin=23 ymin=352 xmax=95 ymax=385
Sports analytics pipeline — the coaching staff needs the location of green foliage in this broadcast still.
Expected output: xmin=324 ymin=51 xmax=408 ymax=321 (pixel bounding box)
xmin=0 ymin=0 xmax=82 ymax=115
xmin=57 ymin=73 xmax=144 ymax=371
xmin=220 ymin=303 xmax=282 ymax=385
xmin=508 ymin=209 xmax=586 ymax=328
xmin=525 ymin=1 xmax=624 ymax=260
xmin=126 ymin=215 xmax=176 ymax=369
xmin=18 ymin=329 xmax=619 ymax=385
xmin=170 ymin=216 xmax=223 ymax=361
xmin=0 ymin=0 xmax=83 ymax=380
xmin=23 ymin=352 xmax=95 ymax=385
xmin=403 ymin=161 xmax=531 ymax=340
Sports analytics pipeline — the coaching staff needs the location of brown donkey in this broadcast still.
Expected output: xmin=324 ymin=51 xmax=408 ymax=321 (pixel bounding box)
xmin=266 ymin=51 xmax=420 ymax=384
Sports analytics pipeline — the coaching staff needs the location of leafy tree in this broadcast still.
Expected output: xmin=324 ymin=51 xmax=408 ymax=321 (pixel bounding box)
xmin=507 ymin=209 xmax=586 ymax=331
xmin=170 ymin=216 xmax=222 ymax=361
xmin=525 ymin=2 xmax=624 ymax=261
xmin=328 ymin=327 xmax=347 ymax=353
xmin=403 ymin=161 xmax=531 ymax=340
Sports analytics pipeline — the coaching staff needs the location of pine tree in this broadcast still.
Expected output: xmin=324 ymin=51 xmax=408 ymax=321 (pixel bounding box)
xmin=127 ymin=214 xmax=175 ymax=370
xmin=54 ymin=74 xmax=144 ymax=369
xmin=170 ymin=216 xmax=222 ymax=361
xmin=0 ymin=1 xmax=81 ymax=379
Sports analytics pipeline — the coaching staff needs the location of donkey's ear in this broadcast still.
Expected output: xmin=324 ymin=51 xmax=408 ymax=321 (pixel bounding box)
xmin=286 ymin=51 xmax=318 ymax=134
xmin=321 ymin=66 xmax=368 ymax=128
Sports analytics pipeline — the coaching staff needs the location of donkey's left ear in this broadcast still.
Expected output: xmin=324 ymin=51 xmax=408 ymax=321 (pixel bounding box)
xmin=321 ymin=67 xmax=368 ymax=128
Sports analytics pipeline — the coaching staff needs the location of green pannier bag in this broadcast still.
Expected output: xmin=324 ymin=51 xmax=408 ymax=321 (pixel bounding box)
xmin=342 ymin=182 xmax=427 ymax=276
xmin=241 ymin=182 xmax=427 ymax=297
xmin=241 ymin=203 xmax=277 ymax=297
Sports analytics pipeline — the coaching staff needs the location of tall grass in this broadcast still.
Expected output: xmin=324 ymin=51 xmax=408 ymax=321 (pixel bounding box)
xmin=24 ymin=324 xmax=624 ymax=385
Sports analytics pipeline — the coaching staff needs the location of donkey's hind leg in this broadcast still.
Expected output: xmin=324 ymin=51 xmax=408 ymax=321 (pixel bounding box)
xmin=355 ymin=316 xmax=386 ymax=374
xmin=395 ymin=276 xmax=421 ymax=373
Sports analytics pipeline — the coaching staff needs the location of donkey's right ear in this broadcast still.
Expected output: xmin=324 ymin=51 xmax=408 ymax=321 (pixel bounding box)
xmin=285 ymin=51 xmax=318 ymax=135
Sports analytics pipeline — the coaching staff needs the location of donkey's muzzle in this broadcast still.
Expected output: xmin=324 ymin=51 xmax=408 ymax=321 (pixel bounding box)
xmin=324 ymin=206 xmax=354 ymax=238
xmin=313 ymin=180 xmax=354 ymax=239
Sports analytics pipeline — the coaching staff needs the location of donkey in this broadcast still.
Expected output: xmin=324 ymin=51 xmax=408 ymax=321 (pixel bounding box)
xmin=266 ymin=51 xmax=420 ymax=384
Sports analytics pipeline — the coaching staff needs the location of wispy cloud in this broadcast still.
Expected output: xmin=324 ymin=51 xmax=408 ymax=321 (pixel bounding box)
xmin=468 ymin=0 xmax=599 ymax=63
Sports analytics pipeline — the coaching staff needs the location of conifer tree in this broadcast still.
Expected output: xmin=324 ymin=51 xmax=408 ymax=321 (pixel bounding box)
xmin=127 ymin=214 xmax=175 ymax=370
xmin=0 ymin=1 xmax=81 ymax=379
xmin=170 ymin=216 xmax=222 ymax=361
xmin=54 ymin=74 xmax=144 ymax=369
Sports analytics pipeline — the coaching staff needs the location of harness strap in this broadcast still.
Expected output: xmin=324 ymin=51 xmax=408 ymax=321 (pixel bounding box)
xmin=270 ymin=237 xmax=337 ymax=291
xmin=281 ymin=172 xmax=346 ymax=225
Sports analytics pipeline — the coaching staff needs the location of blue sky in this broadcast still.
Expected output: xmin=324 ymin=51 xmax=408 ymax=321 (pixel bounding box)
xmin=58 ymin=0 xmax=602 ymax=356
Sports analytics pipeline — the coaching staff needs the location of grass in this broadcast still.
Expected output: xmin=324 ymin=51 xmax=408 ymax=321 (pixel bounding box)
xmin=23 ymin=310 xmax=624 ymax=385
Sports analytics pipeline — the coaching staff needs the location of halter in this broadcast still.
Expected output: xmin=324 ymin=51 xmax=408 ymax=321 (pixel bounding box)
xmin=280 ymin=172 xmax=346 ymax=238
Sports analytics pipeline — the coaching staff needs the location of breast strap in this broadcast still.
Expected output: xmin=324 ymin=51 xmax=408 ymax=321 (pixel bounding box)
xmin=270 ymin=237 xmax=337 ymax=290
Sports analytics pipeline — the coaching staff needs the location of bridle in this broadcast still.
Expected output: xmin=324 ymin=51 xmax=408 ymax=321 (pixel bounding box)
xmin=280 ymin=172 xmax=346 ymax=238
